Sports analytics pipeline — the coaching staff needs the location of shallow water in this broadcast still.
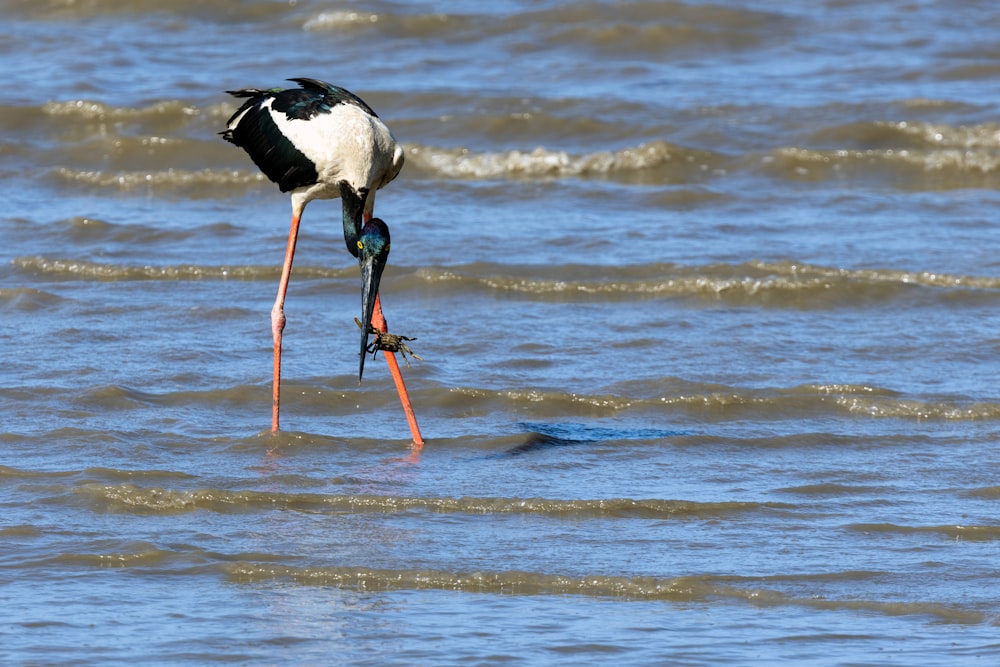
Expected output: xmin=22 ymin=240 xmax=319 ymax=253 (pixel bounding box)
xmin=2 ymin=1 xmax=1000 ymax=664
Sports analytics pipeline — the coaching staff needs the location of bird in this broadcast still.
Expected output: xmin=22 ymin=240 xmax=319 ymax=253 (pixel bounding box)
xmin=220 ymin=77 xmax=423 ymax=445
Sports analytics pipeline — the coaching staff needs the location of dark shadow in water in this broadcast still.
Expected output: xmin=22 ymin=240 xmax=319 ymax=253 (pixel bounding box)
xmin=504 ymin=422 xmax=689 ymax=457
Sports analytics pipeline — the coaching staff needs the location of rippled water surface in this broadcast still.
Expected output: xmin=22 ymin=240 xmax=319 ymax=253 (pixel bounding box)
xmin=3 ymin=1 xmax=1000 ymax=664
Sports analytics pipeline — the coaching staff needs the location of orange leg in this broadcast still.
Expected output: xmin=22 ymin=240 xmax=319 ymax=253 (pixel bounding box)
xmin=361 ymin=207 xmax=424 ymax=447
xmin=271 ymin=213 xmax=302 ymax=433
xmin=370 ymin=295 xmax=425 ymax=448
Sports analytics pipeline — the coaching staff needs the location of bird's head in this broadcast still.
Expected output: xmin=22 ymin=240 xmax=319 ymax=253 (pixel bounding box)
xmin=358 ymin=217 xmax=391 ymax=382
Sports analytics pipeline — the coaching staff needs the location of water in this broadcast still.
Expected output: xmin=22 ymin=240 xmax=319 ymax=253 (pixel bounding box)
xmin=2 ymin=0 xmax=1000 ymax=664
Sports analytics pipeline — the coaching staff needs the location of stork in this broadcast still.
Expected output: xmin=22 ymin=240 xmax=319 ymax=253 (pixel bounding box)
xmin=221 ymin=77 xmax=423 ymax=445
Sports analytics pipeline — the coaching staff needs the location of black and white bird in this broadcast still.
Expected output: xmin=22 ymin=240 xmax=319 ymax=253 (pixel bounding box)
xmin=221 ymin=77 xmax=422 ymax=443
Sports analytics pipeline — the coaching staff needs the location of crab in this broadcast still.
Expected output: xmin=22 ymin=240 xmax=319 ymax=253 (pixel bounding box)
xmin=354 ymin=318 xmax=423 ymax=367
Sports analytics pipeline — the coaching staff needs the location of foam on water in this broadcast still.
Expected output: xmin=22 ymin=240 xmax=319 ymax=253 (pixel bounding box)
xmin=4 ymin=1 xmax=1000 ymax=665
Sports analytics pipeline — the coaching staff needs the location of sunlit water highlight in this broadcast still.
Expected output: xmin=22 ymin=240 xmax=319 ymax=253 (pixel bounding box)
xmin=2 ymin=1 xmax=1000 ymax=665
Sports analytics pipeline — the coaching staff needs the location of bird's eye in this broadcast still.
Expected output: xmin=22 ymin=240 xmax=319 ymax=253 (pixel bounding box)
xmin=385 ymin=243 xmax=390 ymax=253
xmin=357 ymin=241 xmax=364 ymax=250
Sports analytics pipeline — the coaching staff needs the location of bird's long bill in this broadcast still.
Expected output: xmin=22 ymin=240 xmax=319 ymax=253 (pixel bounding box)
xmin=358 ymin=255 xmax=384 ymax=383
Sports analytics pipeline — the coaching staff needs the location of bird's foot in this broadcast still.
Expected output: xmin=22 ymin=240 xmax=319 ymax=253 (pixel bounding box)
xmin=354 ymin=318 xmax=423 ymax=367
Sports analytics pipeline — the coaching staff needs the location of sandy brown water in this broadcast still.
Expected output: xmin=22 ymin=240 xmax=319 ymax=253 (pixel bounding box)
xmin=3 ymin=1 xmax=1000 ymax=664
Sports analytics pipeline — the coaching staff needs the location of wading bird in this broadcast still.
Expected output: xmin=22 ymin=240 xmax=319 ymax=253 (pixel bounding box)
xmin=221 ymin=77 xmax=423 ymax=445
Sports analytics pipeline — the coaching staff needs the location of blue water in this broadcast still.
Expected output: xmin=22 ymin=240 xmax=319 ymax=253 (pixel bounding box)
xmin=3 ymin=1 xmax=1000 ymax=664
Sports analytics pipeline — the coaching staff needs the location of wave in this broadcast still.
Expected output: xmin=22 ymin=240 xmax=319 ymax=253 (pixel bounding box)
xmin=757 ymin=117 xmax=1000 ymax=188
xmin=46 ymin=166 xmax=267 ymax=197
xmin=303 ymin=9 xmax=468 ymax=37
xmin=40 ymin=99 xmax=220 ymax=128
xmin=31 ymin=544 xmax=180 ymax=570
xmin=76 ymin=484 xmax=778 ymax=518
xmin=400 ymin=119 xmax=1000 ymax=187
xmin=0 ymin=287 xmax=70 ymax=312
xmin=10 ymin=256 xmax=340 ymax=281
xmin=0 ymin=465 xmax=196 ymax=483
xmin=811 ymin=119 xmax=1000 ymax=150
xmin=403 ymin=140 xmax=721 ymax=183
xmin=14 ymin=535 xmax=986 ymax=624
xmin=40 ymin=142 xmax=719 ymax=194
xmin=447 ymin=383 xmax=1000 ymax=422
xmin=16 ymin=539 xmax=985 ymax=624
xmin=829 ymin=394 xmax=1000 ymax=420
xmin=222 ymin=564 xmax=985 ymax=624
xmin=9 ymin=0 xmax=789 ymax=58
xmin=302 ymin=2 xmax=788 ymax=57
xmin=4 ymin=0 xmax=290 ymax=22
xmin=10 ymin=92 xmax=1000 ymax=193
xmin=11 ymin=254 xmax=1000 ymax=317
xmin=764 ymin=145 xmax=1000 ymax=188
xmin=846 ymin=523 xmax=1000 ymax=542
xmin=968 ymin=486 xmax=1000 ymax=499
xmin=38 ymin=136 xmax=1000 ymax=193
xmin=525 ymin=3 xmax=789 ymax=57
xmin=18 ymin=216 xmax=242 ymax=246
xmin=403 ymin=119 xmax=1000 ymax=187
xmin=412 ymin=260 xmax=1000 ymax=306
xmin=0 ymin=100 xmax=230 ymax=146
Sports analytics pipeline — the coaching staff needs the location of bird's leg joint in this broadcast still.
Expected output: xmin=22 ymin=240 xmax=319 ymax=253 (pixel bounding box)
xmin=270 ymin=304 xmax=286 ymax=340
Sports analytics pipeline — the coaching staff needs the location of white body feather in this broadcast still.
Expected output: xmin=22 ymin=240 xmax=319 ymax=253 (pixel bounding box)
xmin=228 ymin=96 xmax=404 ymax=216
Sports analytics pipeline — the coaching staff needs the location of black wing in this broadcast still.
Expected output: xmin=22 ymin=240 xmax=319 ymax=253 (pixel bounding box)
xmin=221 ymin=86 xmax=318 ymax=193
xmin=285 ymin=78 xmax=380 ymax=119
xmin=220 ymin=79 xmax=380 ymax=194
